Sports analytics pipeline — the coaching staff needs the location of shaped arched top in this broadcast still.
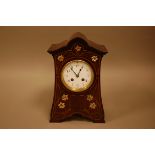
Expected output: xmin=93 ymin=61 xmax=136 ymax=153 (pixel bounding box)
xmin=47 ymin=32 xmax=108 ymax=55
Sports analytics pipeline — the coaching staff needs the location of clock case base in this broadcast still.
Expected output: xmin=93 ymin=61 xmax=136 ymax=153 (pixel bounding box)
xmin=50 ymin=116 xmax=105 ymax=123
xmin=48 ymin=33 xmax=108 ymax=123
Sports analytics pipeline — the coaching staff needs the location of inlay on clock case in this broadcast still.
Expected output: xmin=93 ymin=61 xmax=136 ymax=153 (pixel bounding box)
xmin=48 ymin=35 xmax=108 ymax=123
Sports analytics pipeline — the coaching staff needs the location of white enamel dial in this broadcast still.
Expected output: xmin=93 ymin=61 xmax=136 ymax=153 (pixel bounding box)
xmin=61 ymin=60 xmax=94 ymax=92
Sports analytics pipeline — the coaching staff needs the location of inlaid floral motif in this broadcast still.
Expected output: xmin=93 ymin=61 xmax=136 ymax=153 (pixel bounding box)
xmin=91 ymin=56 xmax=98 ymax=62
xmin=61 ymin=94 xmax=68 ymax=101
xmin=89 ymin=102 xmax=96 ymax=109
xmin=57 ymin=55 xmax=64 ymax=62
xmin=87 ymin=94 xmax=93 ymax=101
xmin=75 ymin=45 xmax=82 ymax=52
xmin=58 ymin=102 xmax=65 ymax=109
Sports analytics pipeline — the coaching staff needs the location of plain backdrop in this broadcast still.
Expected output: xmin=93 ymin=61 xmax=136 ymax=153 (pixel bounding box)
xmin=0 ymin=26 xmax=155 ymax=128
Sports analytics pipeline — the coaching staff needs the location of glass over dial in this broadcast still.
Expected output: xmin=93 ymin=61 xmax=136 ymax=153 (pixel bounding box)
xmin=61 ymin=60 xmax=94 ymax=92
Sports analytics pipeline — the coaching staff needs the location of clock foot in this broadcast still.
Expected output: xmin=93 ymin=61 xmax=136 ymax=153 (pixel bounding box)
xmin=93 ymin=119 xmax=105 ymax=123
xmin=50 ymin=118 xmax=64 ymax=123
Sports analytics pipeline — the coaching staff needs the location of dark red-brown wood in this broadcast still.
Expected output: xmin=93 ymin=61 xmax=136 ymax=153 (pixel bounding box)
xmin=48 ymin=32 xmax=108 ymax=123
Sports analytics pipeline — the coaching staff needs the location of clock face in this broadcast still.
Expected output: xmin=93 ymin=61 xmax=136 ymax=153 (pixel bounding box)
xmin=61 ymin=60 xmax=94 ymax=92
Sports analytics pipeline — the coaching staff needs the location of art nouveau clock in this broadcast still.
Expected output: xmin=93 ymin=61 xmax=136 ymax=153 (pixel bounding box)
xmin=48 ymin=32 xmax=108 ymax=123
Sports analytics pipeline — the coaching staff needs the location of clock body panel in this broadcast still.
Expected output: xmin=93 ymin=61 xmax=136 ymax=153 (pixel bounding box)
xmin=48 ymin=36 xmax=107 ymax=123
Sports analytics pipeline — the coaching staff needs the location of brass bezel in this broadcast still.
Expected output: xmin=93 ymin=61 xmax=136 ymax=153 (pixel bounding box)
xmin=61 ymin=60 xmax=94 ymax=92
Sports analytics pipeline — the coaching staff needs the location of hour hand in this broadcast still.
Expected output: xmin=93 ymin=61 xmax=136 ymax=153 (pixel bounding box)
xmin=70 ymin=66 xmax=78 ymax=77
xmin=77 ymin=66 xmax=83 ymax=77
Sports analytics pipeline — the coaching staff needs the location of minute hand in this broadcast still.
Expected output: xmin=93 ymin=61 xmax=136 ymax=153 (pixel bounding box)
xmin=70 ymin=66 xmax=78 ymax=77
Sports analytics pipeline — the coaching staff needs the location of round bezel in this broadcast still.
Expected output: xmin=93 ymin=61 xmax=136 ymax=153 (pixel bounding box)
xmin=61 ymin=60 xmax=94 ymax=92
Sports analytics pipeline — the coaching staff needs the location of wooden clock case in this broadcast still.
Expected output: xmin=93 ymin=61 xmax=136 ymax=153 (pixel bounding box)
xmin=48 ymin=33 xmax=108 ymax=123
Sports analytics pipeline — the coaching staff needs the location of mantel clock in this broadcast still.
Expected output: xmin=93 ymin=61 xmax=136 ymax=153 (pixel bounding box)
xmin=48 ymin=32 xmax=108 ymax=123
